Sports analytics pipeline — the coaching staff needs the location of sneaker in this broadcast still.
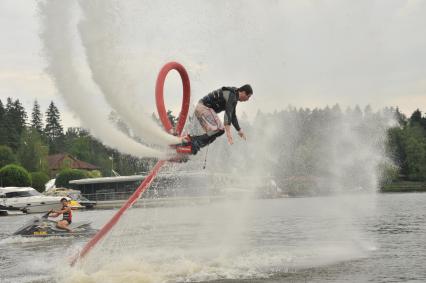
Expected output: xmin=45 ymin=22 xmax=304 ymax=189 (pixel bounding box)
xmin=175 ymin=144 xmax=193 ymax=154
xmin=170 ymin=134 xmax=200 ymax=156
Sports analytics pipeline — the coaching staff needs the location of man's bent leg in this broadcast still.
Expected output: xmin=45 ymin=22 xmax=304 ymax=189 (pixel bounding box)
xmin=191 ymin=129 xmax=225 ymax=154
xmin=57 ymin=220 xmax=72 ymax=232
xmin=195 ymin=103 xmax=224 ymax=133
xmin=189 ymin=103 xmax=224 ymax=154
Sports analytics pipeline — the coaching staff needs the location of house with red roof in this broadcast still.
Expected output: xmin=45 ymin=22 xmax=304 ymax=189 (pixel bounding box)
xmin=47 ymin=153 xmax=99 ymax=177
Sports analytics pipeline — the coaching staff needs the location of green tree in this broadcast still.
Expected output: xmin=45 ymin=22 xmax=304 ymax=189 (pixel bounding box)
xmin=402 ymin=124 xmax=426 ymax=181
xmin=405 ymin=138 xmax=426 ymax=180
xmin=30 ymin=171 xmax=50 ymax=192
xmin=410 ymin=109 xmax=422 ymax=125
xmin=4 ymin=98 xmax=27 ymax=150
xmin=0 ymin=145 xmax=16 ymax=168
xmin=387 ymin=127 xmax=407 ymax=176
xmin=12 ymin=99 xmax=27 ymax=134
xmin=44 ymin=101 xmax=64 ymax=153
xmin=167 ymin=110 xmax=177 ymax=127
xmin=0 ymin=164 xmax=31 ymax=187
xmin=55 ymin=169 xmax=88 ymax=188
xmin=395 ymin=107 xmax=407 ymax=126
xmin=385 ymin=108 xmax=426 ymax=182
xmin=70 ymin=136 xmax=92 ymax=162
xmin=86 ymin=170 xmax=102 ymax=178
xmin=17 ymin=129 xmax=49 ymax=172
xmin=31 ymin=100 xmax=43 ymax=133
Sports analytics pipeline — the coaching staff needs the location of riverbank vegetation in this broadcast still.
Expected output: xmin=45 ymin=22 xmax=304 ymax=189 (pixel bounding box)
xmin=0 ymin=98 xmax=155 ymax=186
xmin=0 ymin=97 xmax=425 ymax=193
xmin=383 ymin=109 xmax=426 ymax=192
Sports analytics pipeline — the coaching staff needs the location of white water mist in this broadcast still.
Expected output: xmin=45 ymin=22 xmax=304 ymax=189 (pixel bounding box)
xmin=77 ymin=0 xmax=179 ymax=146
xmin=38 ymin=1 xmax=165 ymax=159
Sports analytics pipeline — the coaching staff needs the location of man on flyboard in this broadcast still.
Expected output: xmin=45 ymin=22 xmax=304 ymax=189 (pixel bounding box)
xmin=173 ymin=84 xmax=253 ymax=156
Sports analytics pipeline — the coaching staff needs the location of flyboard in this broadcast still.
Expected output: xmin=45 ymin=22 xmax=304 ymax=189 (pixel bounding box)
xmin=70 ymin=62 xmax=191 ymax=266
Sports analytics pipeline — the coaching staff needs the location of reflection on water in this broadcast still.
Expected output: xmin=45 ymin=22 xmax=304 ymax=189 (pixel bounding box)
xmin=0 ymin=193 xmax=425 ymax=283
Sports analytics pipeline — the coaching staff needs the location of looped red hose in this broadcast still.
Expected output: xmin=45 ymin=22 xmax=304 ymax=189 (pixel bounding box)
xmin=71 ymin=62 xmax=190 ymax=266
xmin=155 ymin=61 xmax=191 ymax=135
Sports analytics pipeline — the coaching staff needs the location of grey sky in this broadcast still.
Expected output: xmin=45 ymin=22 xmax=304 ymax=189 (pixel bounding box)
xmin=1 ymin=0 xmax=425 ymax=128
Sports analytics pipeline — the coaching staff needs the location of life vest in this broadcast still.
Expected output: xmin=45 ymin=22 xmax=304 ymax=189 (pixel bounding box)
xmin=62 ymin=205 xmax=72 ymax=222
xmin=200 ymin=87 xmax=238 ymax=113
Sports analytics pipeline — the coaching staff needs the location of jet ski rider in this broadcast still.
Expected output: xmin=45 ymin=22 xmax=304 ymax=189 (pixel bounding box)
xmin=49 ymin=198 xmax=73 ymax=232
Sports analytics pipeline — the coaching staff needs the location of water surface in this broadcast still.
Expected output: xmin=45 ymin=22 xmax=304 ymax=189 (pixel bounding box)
xmin=0 ymin=193 xmax=425 ymax=282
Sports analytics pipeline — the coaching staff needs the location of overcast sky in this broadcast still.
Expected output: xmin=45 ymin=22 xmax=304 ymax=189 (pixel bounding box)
xmin=1 ymin=0 xmax=425 ymax=128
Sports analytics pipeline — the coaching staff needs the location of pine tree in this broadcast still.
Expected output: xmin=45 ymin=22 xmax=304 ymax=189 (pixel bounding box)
xmin=44 ymin=101 xmax=64 ymax=153
xmin=410 ymin=109 xmax=422 ymax=125
xmin=31 ymin=100 xmax=43 ymax=133
xmin=167 ymin=110 xmax=177 ymax=127
xmin=394 ymin=107 xmax=407 ymax=127
xmin=0 ymin=99 xmax=4 ymax=118
xmin=3 ymin=98 xmax=27 ymax=150
xmin=13 ymin=99 xmax=27 ymax=133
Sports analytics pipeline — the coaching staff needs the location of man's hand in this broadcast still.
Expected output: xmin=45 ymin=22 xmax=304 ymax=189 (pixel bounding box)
xmin=225 ymin=125 xmax=233 ymax=145
xmin=227 ymin=133 xmax=234 ymax=145
xmin=238 ymin=129 xmax=246 ymax=140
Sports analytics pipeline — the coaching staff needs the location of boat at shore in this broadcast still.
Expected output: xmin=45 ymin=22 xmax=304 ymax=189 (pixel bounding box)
xmin=68 ymin=171 xmax=285 ymax=209
xmin=0 ymin=187 xmax=64 ymax=214
xmin=0 ymin=204 xmax=26 ymax=216
xmin=44 ymin=188 xmax=96 ymax=209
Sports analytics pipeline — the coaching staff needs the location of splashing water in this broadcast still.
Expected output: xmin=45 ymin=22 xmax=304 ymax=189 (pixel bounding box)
xmin=77 ymin=0 xmax=179 ymax=147
xmin=56 ymin=108 xmax=395 ymax=282
xmin=38 ymin=1 xmax=169 ymax=159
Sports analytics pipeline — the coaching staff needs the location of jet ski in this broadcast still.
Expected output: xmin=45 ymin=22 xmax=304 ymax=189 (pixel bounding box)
xmin=13 ymin=212 xmax=96 ymax=237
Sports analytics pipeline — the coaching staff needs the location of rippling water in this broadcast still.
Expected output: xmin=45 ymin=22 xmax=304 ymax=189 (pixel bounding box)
xmin=1 ymin=193 xmax=425 ymax=283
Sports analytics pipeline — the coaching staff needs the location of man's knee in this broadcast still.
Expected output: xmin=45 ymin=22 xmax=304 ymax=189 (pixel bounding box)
xmin=216 ymin=129 xmax=225 ymax=137
xmin=209 ymin=129 xmax=224 ymax=138
xmin=57 ymin=220 xmax=67 ymax=228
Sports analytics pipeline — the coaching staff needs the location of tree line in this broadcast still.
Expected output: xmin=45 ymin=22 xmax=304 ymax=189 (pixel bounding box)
xmin=0 ymin=97 xmax=425 ymax=193
xmin=388 ymin=109 xmax=426 ymax=181
xmin=0 ymin=98 xmax=155 ymax=183
xmin=197 ymin=104 xmax=426 ymax=195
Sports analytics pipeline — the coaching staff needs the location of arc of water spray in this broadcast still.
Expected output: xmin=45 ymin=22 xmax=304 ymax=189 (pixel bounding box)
xmin=77 ymin=0 xmax=180 ymax=146
xmin=38 ymin=0 xmax=165 ymax=159
xmin=71 ymin=62 xmax=191 ymax=265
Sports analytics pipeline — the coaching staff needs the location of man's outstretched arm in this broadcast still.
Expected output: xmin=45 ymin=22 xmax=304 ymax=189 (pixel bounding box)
xmin=224 ymin=93 xmax=238 ymax=144
xmin=231 ymin=112 xmax=246 ymax=140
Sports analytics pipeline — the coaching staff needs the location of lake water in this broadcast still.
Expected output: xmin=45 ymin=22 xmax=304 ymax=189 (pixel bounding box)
xmin=0 ymin=192 xmax=425 ymax=282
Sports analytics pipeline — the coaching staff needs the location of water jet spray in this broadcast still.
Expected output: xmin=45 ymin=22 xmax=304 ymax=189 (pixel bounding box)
xmin=71 ymin=62 xmax=191 ymax=266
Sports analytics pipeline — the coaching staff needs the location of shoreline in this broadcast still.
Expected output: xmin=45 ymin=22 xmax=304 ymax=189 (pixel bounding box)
xmin=381 ymin=180 xmax=426 ymax=193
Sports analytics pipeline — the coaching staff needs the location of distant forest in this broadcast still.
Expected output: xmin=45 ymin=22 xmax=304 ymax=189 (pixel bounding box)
xmin=0 ymin=97 xmax=426 ymax=183
xmin=387 ymin=108 xmax=426 ymax=181
xmin=0 ymin=98 xmax=155 ymax=177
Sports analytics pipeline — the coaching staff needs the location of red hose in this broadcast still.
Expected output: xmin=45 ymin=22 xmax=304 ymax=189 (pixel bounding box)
xmin=71 ymin=62 xmax=190 ymax=266
xmin=155 ymin=61 xmax=191 ymax=135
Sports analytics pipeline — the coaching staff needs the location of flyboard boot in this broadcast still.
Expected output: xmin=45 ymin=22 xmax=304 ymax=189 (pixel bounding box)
xmin=169 ymin=135 xmax=196 ymax=163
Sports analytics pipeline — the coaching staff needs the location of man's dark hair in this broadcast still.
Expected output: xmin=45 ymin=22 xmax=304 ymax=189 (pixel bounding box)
xmin=238 ymin=84 xmax=253 ymax=95
xmin=60 ymin=198 xmax=68 ymax=202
